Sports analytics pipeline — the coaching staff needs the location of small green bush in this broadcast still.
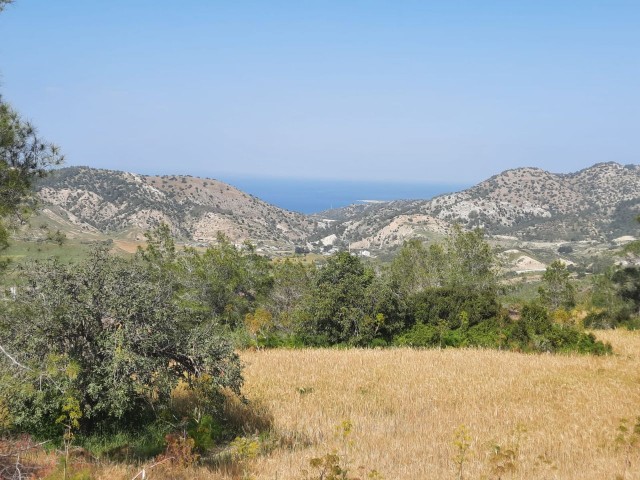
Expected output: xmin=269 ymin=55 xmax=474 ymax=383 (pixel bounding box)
xmin=393 ymin=323 xmax=439 ymax=347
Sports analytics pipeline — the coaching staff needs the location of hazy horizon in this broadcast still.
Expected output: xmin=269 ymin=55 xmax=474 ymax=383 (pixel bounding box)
xmin=1 ymin=1 xmax=638 ymax=183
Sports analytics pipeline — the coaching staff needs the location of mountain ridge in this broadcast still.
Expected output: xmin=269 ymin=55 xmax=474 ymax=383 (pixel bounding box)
xmin=310 ymin=161 xmax=640 ymax=251
xmin=33 ymin=162 xmax=640 ymax=254
xmin=36 ymin=166 xmax=316 ymax=252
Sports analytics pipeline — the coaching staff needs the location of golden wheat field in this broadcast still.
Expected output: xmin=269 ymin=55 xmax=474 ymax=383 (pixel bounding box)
xmin=85 ymin=330 xmax=640 ymax=479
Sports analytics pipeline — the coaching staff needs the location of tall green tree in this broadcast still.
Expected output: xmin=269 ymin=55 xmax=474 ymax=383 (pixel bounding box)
xmin=390 ymin=226 xmax=497 ymax=297
xmin=538 ymin=260 xmax=576 ymax=311
xmin=170 ymin=234 xmax=272 ymax=328
xmin=303 ymin=252 xmax=377 ymax=345
xmin=389 ymin=239 xmax=445 ymax=296
xmin=591 ymin=267 xmax=628 ymax=316
xmin=444 ymin=225 xmax=497 ymax=295
xmin=611 ymin=267 xmax=640 ymax=316
xmin=267 ymin=259 xmax=314 ymax=333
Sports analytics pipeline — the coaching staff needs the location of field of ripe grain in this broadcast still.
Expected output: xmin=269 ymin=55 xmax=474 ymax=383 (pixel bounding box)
xmin=238 ymin=330 xmax=640 ymax=480
xmin=82 ymin=330 xmax=640 ymax=479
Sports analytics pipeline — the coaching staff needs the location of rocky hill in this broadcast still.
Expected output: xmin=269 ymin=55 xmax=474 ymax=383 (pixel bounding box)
xmin=35 ymin=167 xmax=317 ymax=252
xmin=32 ymin=163 xmax=640 ymax=255
xmin=313 ymin=162 xmax=640 ymax=250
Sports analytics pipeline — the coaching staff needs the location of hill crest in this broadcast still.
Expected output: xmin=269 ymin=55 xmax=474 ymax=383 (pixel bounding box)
xmin=33 ymin=162 xmax=640 ymax=254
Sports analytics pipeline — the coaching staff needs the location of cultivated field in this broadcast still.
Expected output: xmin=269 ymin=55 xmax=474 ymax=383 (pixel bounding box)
xmin=24 ymin=330 xmax=640 ymax=479
xmin=239 ymin=330 xmax=640 ymax=479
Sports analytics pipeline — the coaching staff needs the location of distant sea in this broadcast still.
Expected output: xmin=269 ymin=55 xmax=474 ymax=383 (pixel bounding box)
xmin=219 ymin=177 xmax=468 ymax=214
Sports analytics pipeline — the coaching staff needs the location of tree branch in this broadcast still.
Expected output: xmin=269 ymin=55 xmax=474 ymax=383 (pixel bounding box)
xmin=0 ymin=345 xmax=31 ymax=371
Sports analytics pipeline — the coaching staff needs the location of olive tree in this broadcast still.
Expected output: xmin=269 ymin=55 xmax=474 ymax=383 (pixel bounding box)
xmin=0 ymin=249 xmax=242 ymax=436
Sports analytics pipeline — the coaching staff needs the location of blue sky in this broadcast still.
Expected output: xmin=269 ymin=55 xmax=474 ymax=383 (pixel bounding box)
xmin=0 ymin=1 xmax=638 ymax=183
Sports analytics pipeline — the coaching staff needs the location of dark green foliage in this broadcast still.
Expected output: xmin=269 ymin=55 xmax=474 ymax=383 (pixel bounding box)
xmin=583 ymin=310 xmax=635 ymax=330
xmin=303 ymin=252 xmax=376 ymax=345
xmin=445 ymin=226 xmax=498 ymax=295
xmin=520 ymin=303 xmax=553 ymax=336
xmin=507 ymin=303 xmax=611 ymax=354
xmin=464 ymin=318 xmax=510 ymax=348
xmin=393 ymin=323 xmax=439 ymax=347
xmin=274 ymin=228 xmax=611 ymax=355
xmin=178 ymin=236 xmax=273 ymax=328
xmin=0 ymin=98 xmax=64 ymax=255
xmin=299 ymin=252 xmax=403 ymax=346
xmin=390 ymin=226 xmax=497 ymax=298
xmin=0 ymin=248 xmax=243 ymax=437
xmin=612 ymin=267 xmax=640 ymax=315
xmin=266 ymin=259 xmax=314 ymax=334
xmin=139 ymin=227 xmax=273 ymax=329
xmin=389 ymin=239 xmax=444 ymax=296
xmin=394 ymin=303 xmax=610 ymax=355
xmin=407 ymin=287 xmax=499 ymax=330
xmin=0 ymin=100 xmax=63 ymax=218
xmin=587 ymin=266 xmax=640 ymax=329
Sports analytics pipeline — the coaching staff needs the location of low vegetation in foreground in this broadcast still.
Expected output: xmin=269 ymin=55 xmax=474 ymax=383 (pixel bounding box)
xmin=3 ymin=220 xmax=636 ymax=479
xmin=0 ymin=330 xmax=638 ymax=479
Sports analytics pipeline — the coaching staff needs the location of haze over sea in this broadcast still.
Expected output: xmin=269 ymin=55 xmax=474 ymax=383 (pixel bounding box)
xmin=219 ymin=177 xmax=468 ymax=214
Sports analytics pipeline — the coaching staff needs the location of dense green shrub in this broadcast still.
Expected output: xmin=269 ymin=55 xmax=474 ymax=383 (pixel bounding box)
xmin=581 ymin=265 xmax=640 ymax=330
xmin=301 ymin=252 xmax=386 ymax=345
xmin=393 ymin=323 xmax=439 ymax=347
xmin=506 ymin=303 xmax=611 ymax=354
xmin=0 ymin=248 xmax=243 ymax=437
xmin=407 ymin=287 xmax=499 ymax=329
xmin=394 ymin=302 xmax=611 ymax=355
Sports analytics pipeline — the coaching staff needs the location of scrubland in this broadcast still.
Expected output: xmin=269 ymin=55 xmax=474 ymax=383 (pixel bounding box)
xmin=34 ymin=329 xmax=638 ymax=480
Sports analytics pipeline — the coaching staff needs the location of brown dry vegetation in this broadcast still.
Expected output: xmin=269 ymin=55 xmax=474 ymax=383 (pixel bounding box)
xmin=11 ymin=330 xmax=640 ymax=479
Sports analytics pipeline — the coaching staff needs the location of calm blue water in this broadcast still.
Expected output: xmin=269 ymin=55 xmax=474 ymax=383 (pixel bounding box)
xmin=219 ymin=177 xmax=468 ymax=214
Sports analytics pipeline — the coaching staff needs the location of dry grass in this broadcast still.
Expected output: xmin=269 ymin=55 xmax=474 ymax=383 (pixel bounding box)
xmin=17 ymin=330 xmax=640 ymax=479
xmin=240 ymin=329 xmax=640 ymax=479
